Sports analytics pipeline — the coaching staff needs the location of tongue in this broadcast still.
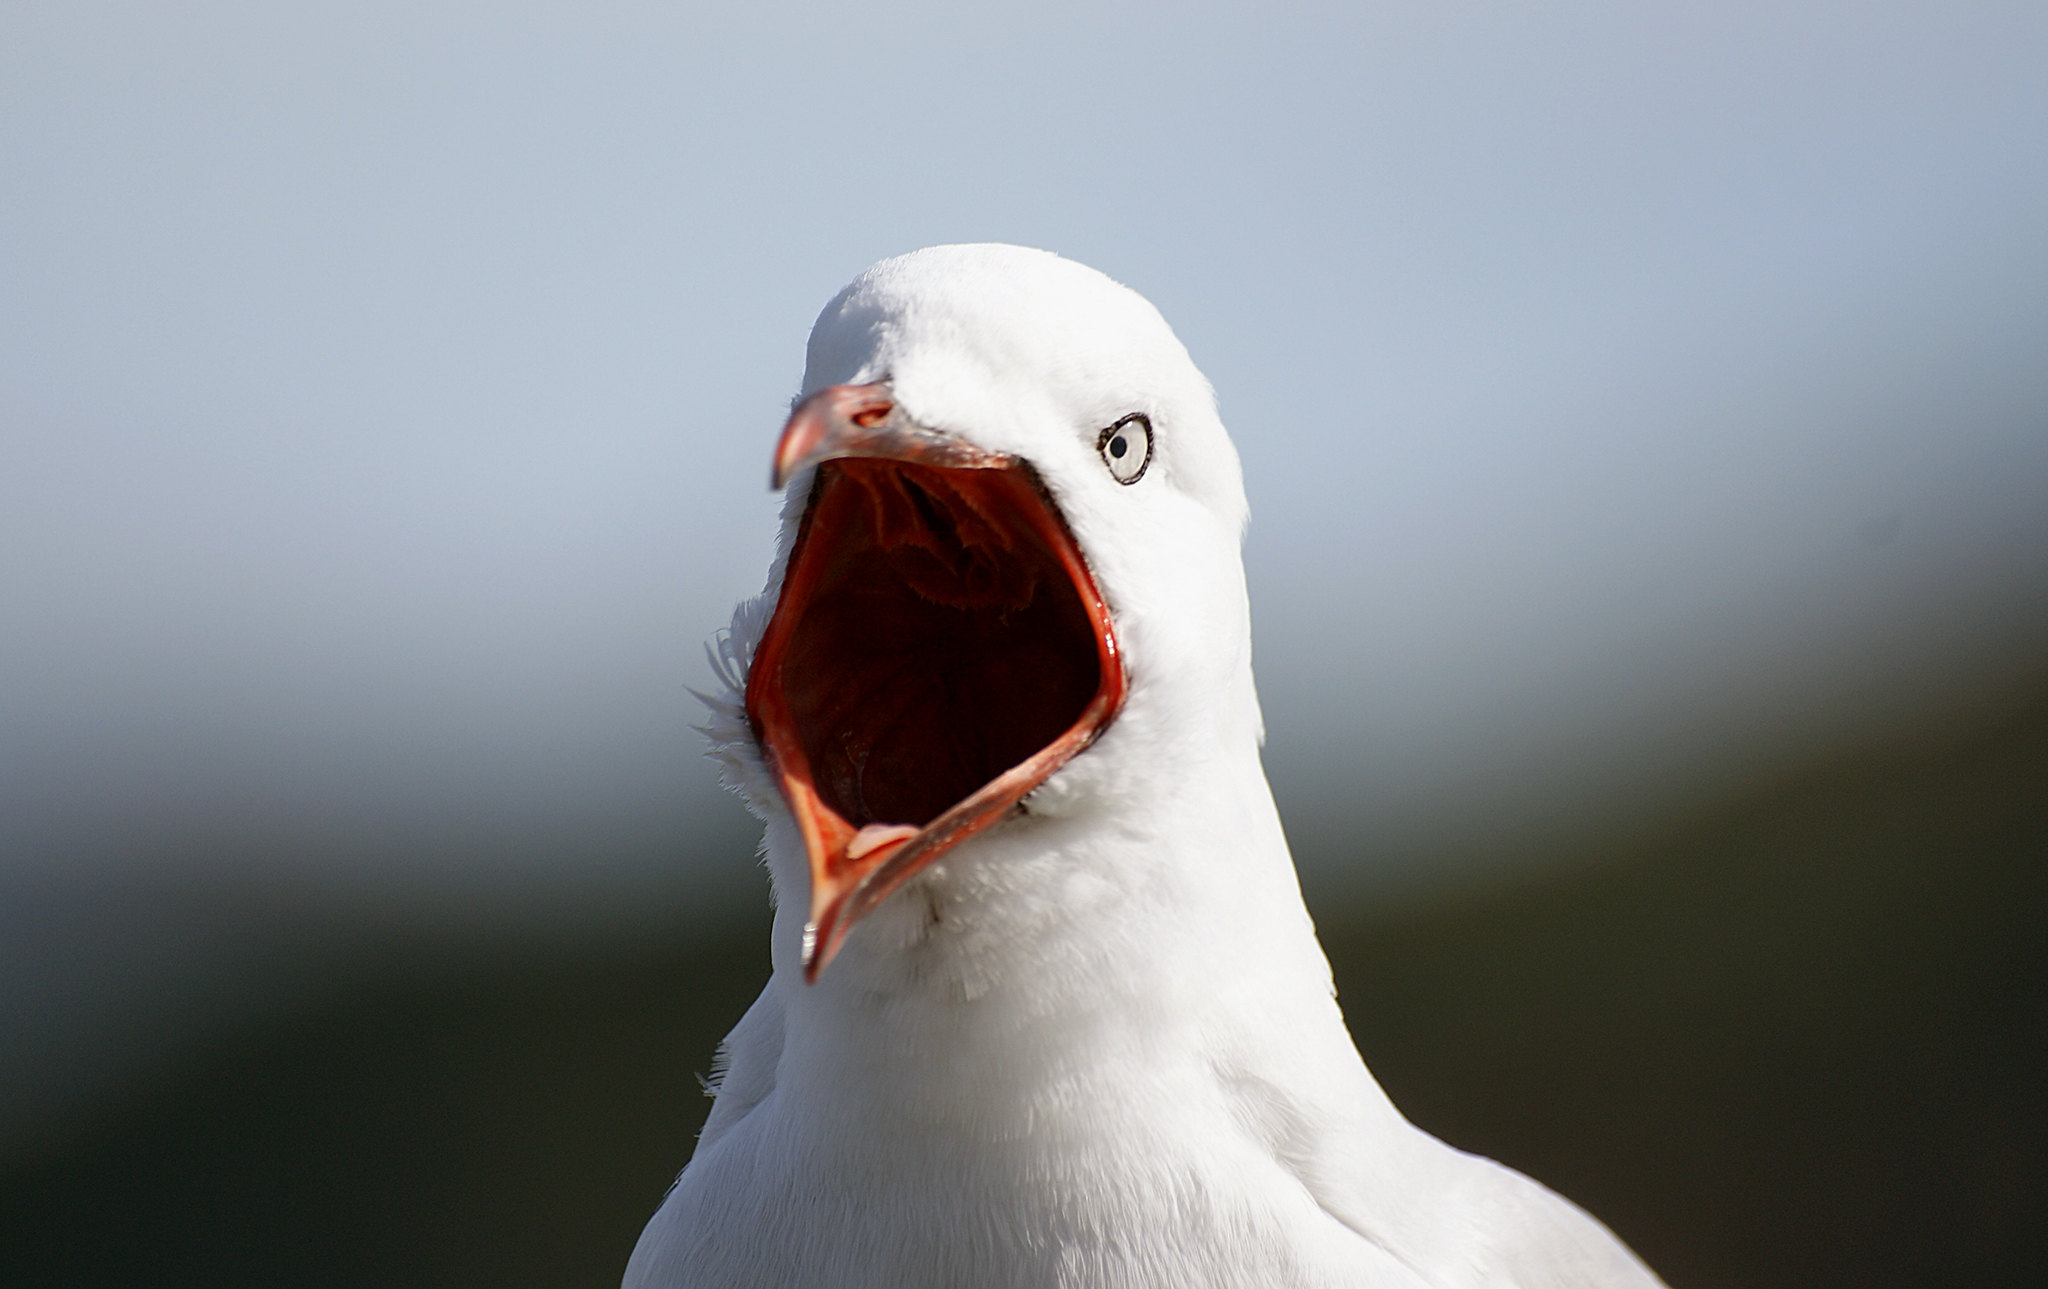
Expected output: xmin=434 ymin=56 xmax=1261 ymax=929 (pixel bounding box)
xmin=845 ymin=822 xmax=921 ymax=861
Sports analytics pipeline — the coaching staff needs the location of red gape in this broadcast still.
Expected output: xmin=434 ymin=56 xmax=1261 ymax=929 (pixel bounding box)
xmin=747 ymin=455 xmax=1126 ymax=978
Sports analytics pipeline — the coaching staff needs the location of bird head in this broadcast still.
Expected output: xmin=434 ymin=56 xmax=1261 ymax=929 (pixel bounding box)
xmin=733 ymin=245 xmax=1256 ymax=980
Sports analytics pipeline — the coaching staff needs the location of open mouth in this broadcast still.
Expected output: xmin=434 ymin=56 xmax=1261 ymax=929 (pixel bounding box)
xmin=746 ymin=411 xmax=1126 ymax=979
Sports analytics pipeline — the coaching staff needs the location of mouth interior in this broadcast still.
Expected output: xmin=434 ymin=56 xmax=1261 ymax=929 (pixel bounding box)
xmin=763 ymin=459 xmax=1103 ymax=830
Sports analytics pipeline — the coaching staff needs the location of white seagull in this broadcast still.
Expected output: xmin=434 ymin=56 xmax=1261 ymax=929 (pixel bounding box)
xmin=625 ymin=244 xmax=1666 ymax=1289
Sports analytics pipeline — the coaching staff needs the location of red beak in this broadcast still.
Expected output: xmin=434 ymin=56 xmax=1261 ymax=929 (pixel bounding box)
xmin=745 ymin=384 xmax=1127 ymax=979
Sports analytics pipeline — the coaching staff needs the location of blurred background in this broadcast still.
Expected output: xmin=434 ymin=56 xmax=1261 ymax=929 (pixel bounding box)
xmin=3 ymin=2 xmax=2045 ymax=1285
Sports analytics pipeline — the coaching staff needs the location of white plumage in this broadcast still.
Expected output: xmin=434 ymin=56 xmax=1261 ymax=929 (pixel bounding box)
xmin=625 ymin=244 xmax=1664 ymax=1288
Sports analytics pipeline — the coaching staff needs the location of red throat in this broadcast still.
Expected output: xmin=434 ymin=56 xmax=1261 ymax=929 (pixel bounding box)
xmin=746 ymin=431 xmax=1125 ymax=980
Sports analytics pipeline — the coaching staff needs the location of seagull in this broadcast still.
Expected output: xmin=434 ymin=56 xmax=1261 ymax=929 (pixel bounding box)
xmin=625 ymin=244 xmax=1665 ymax=1288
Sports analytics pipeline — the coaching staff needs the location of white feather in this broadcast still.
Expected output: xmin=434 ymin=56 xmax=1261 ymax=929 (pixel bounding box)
xmin=626 ymin=245 xmax=1664 ymax=1289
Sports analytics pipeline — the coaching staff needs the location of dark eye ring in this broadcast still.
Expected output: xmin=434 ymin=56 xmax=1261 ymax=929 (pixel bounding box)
xmin=1096 ymin=414 xmax=1153 ymax=485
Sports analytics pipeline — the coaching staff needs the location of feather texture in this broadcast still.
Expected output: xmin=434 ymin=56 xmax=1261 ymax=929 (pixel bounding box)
xmin=626 ymin=245 xmax=1665 ymax=1289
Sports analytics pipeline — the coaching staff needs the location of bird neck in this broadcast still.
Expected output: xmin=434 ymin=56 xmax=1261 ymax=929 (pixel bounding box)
xmin=762 ymin=709 xmax=1342 ymax=1135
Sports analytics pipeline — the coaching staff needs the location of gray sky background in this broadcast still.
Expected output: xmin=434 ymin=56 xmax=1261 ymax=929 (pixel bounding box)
xmin=5 ymin=0 xmax=2047 ymax=908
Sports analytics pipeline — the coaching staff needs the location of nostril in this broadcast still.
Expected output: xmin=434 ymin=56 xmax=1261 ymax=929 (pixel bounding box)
xmin=851 ymin=402 xmax=891 ymax=428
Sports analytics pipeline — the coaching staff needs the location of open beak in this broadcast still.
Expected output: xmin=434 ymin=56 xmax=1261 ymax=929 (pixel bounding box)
xmin=745 ymin=383 xmax=1127 ymax=980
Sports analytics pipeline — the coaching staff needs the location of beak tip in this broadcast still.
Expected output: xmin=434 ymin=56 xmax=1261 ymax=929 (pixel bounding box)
xmin=767 ymin=382 xmax=922 ymax=499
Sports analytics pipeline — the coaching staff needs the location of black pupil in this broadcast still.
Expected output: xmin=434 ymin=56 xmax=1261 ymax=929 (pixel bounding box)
xmin=1109 ymin=434 xmax=1128 ymax=458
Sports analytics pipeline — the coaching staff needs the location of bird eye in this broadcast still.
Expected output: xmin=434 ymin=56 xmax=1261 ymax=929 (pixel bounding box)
xmin=1096 ymin=415 xmax=1152 ymax=485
